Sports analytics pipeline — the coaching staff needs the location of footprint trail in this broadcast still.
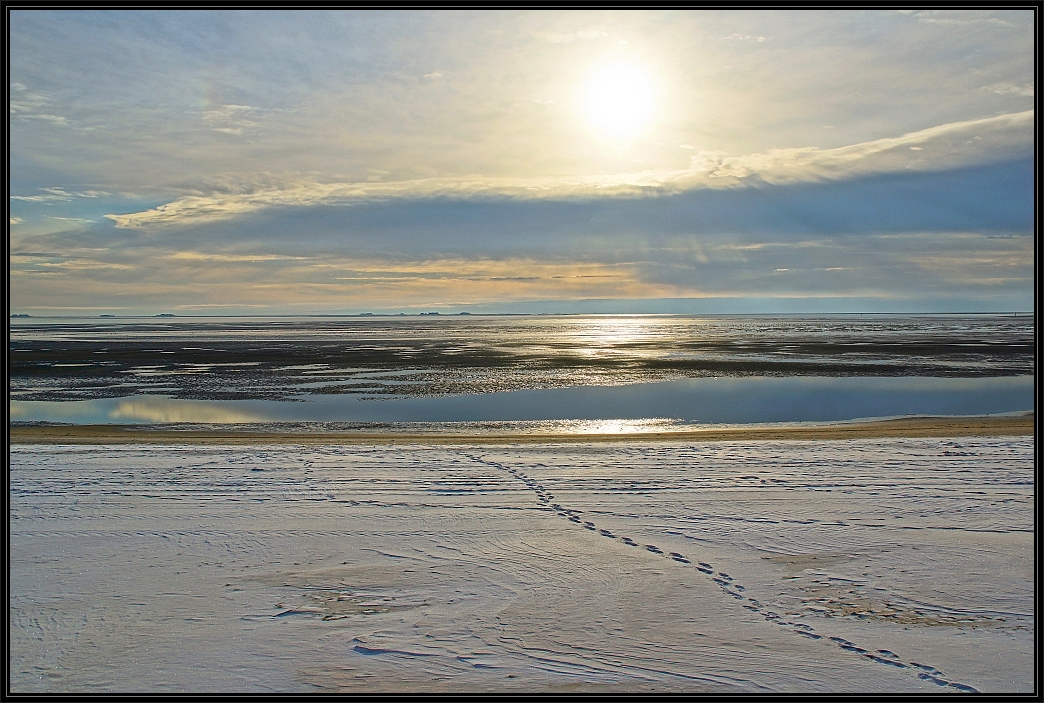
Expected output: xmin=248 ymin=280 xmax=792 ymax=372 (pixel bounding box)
xmin=466 ymin=452 xmax=979 ymax=694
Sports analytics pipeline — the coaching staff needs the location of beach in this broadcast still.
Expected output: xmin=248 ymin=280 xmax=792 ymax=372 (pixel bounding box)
xmin=9 ymin=417 xmax=1034 ymax=693
xmin=11 ymin=6 xmax=1036 ymax=695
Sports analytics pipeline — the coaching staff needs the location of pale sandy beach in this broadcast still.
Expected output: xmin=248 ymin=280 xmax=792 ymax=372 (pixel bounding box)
xmin=9 ymin=416 xmax=1034 ymax=693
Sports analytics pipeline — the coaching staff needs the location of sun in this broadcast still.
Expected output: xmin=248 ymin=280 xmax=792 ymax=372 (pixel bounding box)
xmin=582 ymin=63 xmax=656 ymax=139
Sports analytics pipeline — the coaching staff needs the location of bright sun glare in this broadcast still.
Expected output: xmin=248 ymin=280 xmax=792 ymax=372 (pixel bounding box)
xmin=583 ymin=63 xmax=656 ymax=139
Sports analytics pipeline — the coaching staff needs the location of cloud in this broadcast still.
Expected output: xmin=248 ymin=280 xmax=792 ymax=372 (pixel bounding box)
xmin=202 ymin=104 xmax=261 ymax=135
xmin=899 ymin=9 xmax=1022 ymax=27
xmin=10 ymin=92 xmax=48 ymax=113
xmin=981 ymin=82 xmax=1033 ymax=97
xmin=8 ymin=11 xmax=1034 ymax=315
xmin=11 ymin=187 xmax=112 ymax=202
xmin=10 ymin=217 xmax=23 ymax=225
xmin=166 ymin=251 xmax=306 ymax=263
xmin=11 ymin=188 xmax=72 ymax=202
xmin=12 ymin=156 xmax=1033 ymax=314
xmin=10 ymin=11 xmax=1033 ymax=220
xmin=684 ymin=110 xmax=1032 ymax=182
xmin=24 ymin=113 xmax=68 ymax=125
xmin=104 ymin=111 xmax=1032 ymax=230
xmin=9 ymin=87 xmax=68 ymax=125
xmin=532 ymin=28 xmax=607 ymax=43
xmin=33 ymin=258 xmax=135 ymax=271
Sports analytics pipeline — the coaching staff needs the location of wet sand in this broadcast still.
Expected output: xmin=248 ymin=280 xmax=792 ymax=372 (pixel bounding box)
xmin=9 ymin=413 xmax=1034 ymax=445
xmin=12 ymin=316 xmax=1033 ymax=403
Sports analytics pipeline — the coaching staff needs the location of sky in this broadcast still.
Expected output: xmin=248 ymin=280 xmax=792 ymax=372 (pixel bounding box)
xmin=8 ymin=9 xmax=1036 ymax=315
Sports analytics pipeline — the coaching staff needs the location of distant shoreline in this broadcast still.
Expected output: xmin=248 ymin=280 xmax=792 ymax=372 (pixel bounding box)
xmin=10 ymin=311 xmax=1034 ymax=319
xmin=9 ymin=414 xmax=1033 ymax=445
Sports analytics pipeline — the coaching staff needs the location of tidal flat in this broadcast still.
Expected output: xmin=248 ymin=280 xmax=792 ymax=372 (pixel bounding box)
xmin=10 ymin=315 xmax=1033 ymax=404
xmin=9 ymin=435 xmax=1033 ymax=693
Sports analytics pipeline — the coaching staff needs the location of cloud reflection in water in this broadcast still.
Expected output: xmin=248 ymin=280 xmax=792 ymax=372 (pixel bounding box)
xmin=109 ymin=398 xmax=266 ymax=423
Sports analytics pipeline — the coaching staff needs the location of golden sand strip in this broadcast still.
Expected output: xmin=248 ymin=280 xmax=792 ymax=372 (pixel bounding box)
xmin=8 ymin=415 xmax=1034 ymax=446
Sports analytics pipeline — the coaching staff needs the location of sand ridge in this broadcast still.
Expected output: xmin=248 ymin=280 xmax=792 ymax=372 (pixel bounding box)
xmin=9 ymin=414 xmax=1034 ymax=445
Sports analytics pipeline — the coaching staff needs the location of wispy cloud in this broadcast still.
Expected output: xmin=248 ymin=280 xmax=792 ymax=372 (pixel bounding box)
xmin=12 ymin=253 xmax=136 ymax=272
xmin=981 ymin=82 xmax=1033 ymax=97
xmin=684 ymin=111 xmax=1032 ymax=182
xmin=105 ymin=111 xmax=1032 ymax=230
xmin=12 ymin=187 xmax=112 ymax=202
xmin=166 ymin=251 xmax=306 ymax=263
xmin=532 ymin=28 xmax=607 ymax=43
xmin=9 ymin=86 xmax=68 ymax=126
xmin=202 ymin=104 xmax=262 ymax=136
xmin=907 ymin=10 xmax=1017 ymax=28
xmin=721 ymin=33 xmax=766 ymax=42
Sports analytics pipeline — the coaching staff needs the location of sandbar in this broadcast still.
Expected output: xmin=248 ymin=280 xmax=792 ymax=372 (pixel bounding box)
xmin=8 ymin=413 xmax=1034 ymax=445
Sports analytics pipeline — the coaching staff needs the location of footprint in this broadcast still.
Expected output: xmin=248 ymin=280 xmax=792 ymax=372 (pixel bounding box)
xmin=645 ymin=545 xmax=663 ymax=554
xmin=599 ymin=529 xmax=616 ymax=537
xmin=840 ymin=644 xmax=868 ymax=654
xmin=698 ymin=562 xmax=712 ymax=570
xmin=918 ymin=673 xmax=949 ymax=687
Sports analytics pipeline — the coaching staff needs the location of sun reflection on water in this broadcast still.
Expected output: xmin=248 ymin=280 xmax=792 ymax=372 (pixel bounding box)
xmin=563 ymin=316 xmax=673 ymax=357
xmin=559 ymin=418 xmax=684 ymax=434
